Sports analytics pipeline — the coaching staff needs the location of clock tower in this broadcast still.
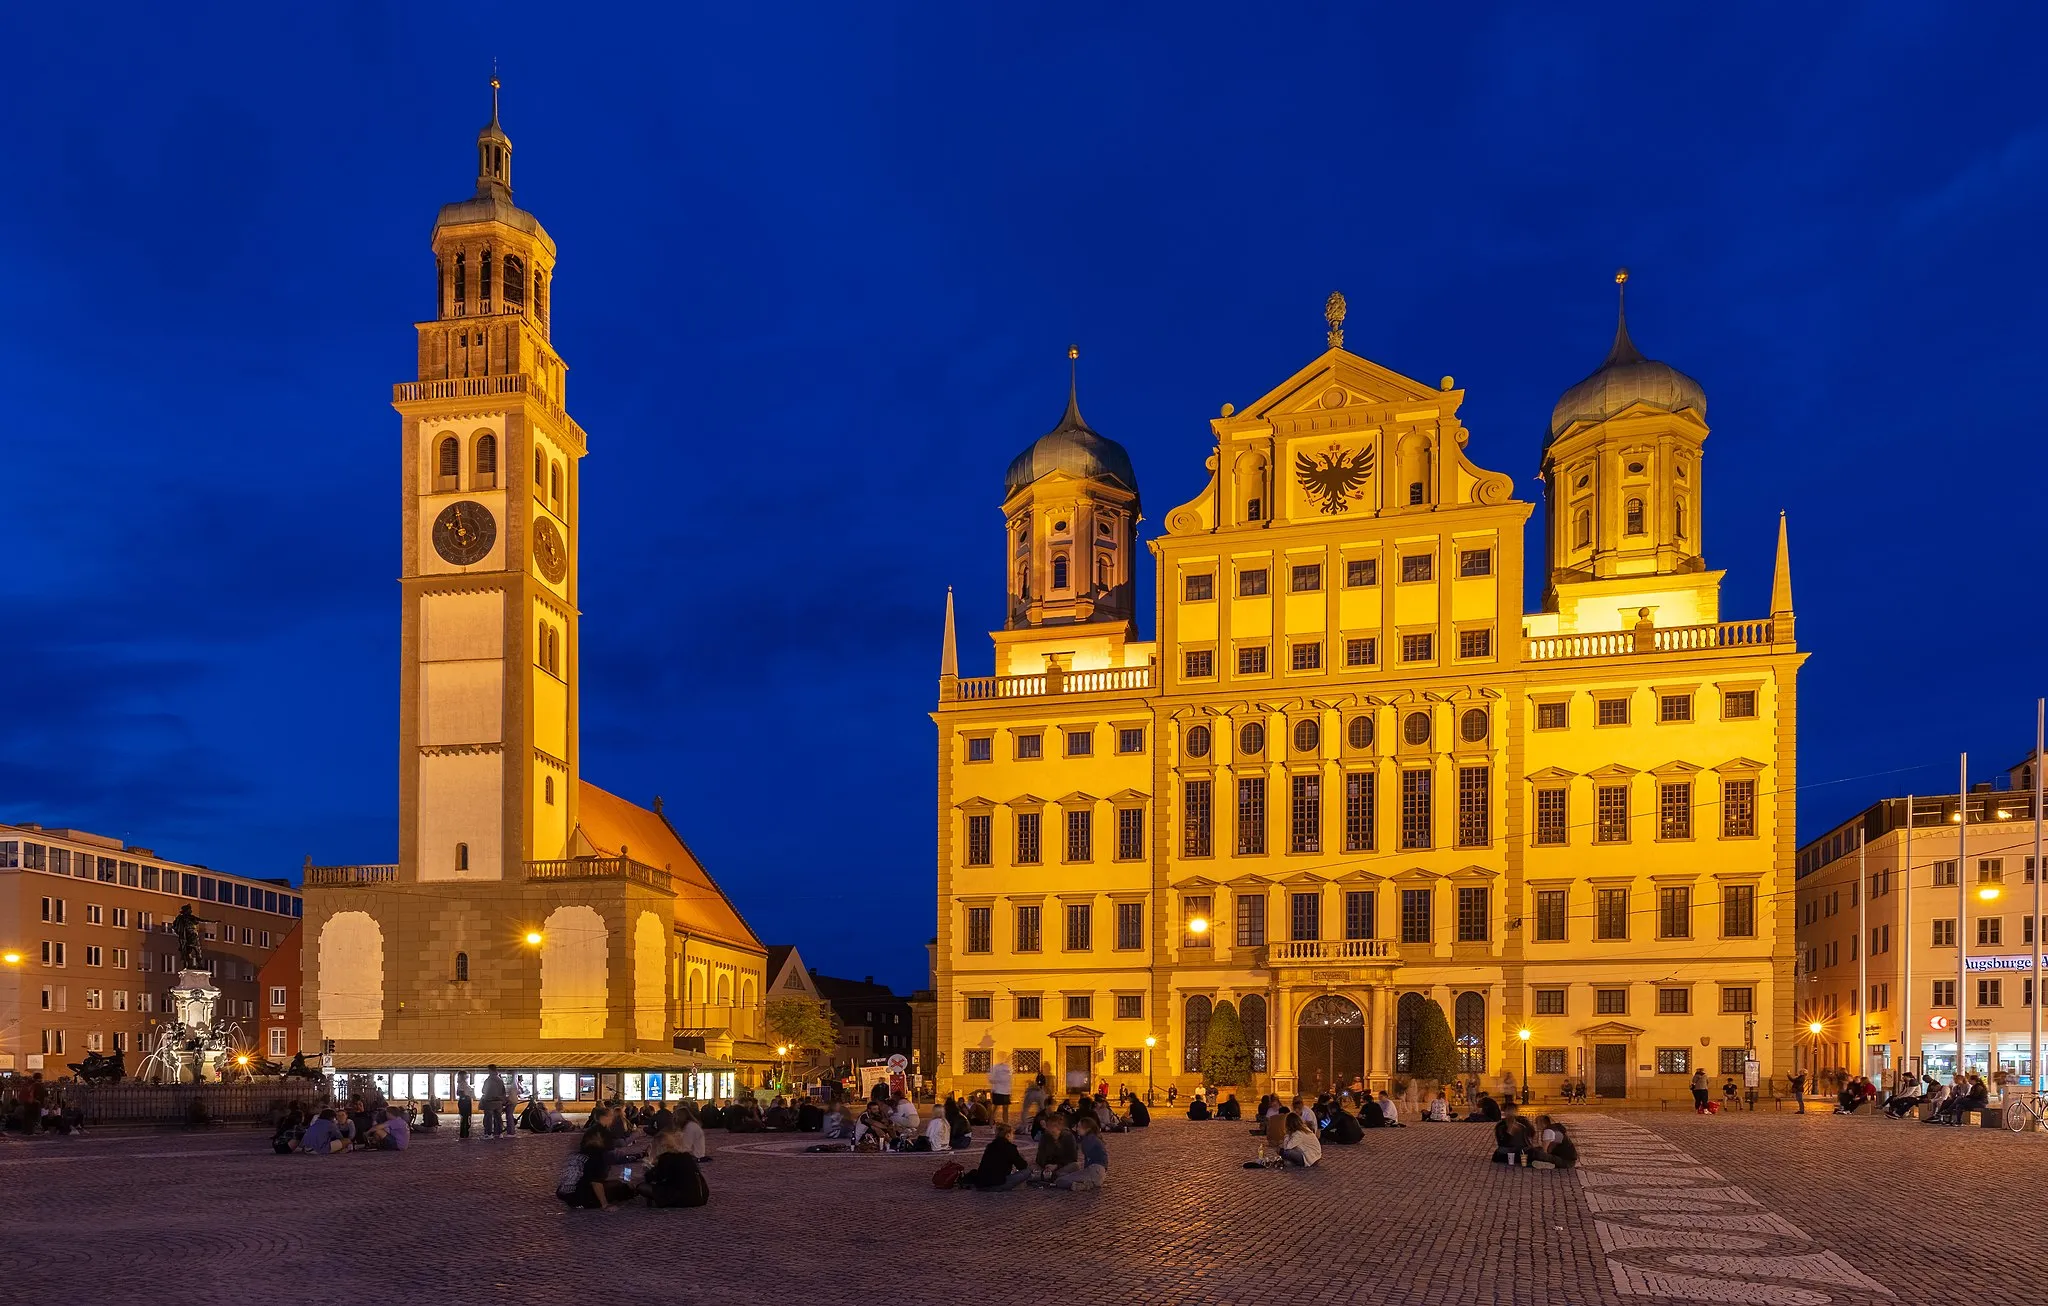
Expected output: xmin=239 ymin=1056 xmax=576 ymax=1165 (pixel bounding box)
xmin=396 ymin=80 xmax=583 ymax=885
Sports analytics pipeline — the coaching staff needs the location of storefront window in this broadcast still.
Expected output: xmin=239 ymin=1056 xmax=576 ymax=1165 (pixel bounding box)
xmin=623 ymin=1073 xmax=644 ymax=1101
xmin=578 ymin=1074 xmax=597 ymax=1100
xmin=514 ymin=1073 xmax=534 ymax=1100
xmin=432 ymin=1073 xmax=452 ymax=1102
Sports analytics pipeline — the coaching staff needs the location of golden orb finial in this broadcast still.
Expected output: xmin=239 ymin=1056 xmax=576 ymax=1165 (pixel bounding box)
xmin=1615 ymin=267 xmax=1629 ymax=286
xmin=1324 ymin=291 xmax=1347 ymax=349
xmin=1067 ymin=344 xmax=1079 ymax=361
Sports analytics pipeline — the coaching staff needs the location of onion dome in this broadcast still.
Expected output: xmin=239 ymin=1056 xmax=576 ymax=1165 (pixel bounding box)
xmin=1548 ymin=271 xmax=1705 ymax=441
xmin=433 ymin=75 xmax=551 ymax=246
xmin=1003 ymin=351 xmax=1140 ymax=508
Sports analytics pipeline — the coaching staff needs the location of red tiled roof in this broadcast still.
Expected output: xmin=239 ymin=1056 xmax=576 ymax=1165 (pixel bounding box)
xmin=575 ymin=781 xmax=764 ymax=953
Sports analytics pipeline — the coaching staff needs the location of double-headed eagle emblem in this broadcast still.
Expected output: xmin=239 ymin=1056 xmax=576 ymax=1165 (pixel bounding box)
xmin=1294 ymin=442 xmax=1376 ymax=514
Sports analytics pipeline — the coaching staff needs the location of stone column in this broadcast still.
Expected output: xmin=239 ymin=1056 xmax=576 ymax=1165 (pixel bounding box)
xmin=1367 ymin=984 xmax=1385 ymax=1085
xmin=1274 ymin=984 xmax=1296 ymax=1090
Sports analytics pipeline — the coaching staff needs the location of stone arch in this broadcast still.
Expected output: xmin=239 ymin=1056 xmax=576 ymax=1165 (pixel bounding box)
xmin=1395 ymin=991 xmax=1425 ymax=1074
xmin=633 ymin=912 xmax=666 ymax=1042
xmin=1296 ymin=994 xmax=1363 ymax=1096
xmin=716 ymin=972 xmax=732 ymax=1005
xmin=1455 ymin=991 xmax=1486 ymax=1074
xmin=1239 ymin=993 xmax=1268 ymax=1073
xmin=688 ymin=967 xmax=705 ymax=1003
xmin=317 ymin=911 xmax=384 ymax=1040
xmin=1183 ymin=994 xmax=1211 ymax=1073
xmin=540 ymin=905 xmax=608 ymax=1039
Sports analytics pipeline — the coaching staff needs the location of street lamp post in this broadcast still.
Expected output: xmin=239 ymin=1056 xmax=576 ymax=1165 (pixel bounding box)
xmin=1144 ymin=1036 xmax=1157 ymax=1105
xmin=1517 ymin=1027 xmax=1531 ymax=1103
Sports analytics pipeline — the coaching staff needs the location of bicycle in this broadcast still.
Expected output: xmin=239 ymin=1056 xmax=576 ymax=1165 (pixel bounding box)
xmin=2005 ymin=1092 xmax=2044 ymax=1134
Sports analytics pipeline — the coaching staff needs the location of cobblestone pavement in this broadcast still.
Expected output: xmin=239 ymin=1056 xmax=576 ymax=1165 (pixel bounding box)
xmin=0 ymin=1108 xmax=2038 ymax=1304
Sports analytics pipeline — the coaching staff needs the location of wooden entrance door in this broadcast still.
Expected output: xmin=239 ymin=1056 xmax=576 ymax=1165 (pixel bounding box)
xmin=1065 ymin=1043 xmax=1092 ymax=1092
xmin=1594 ymin=1043 xmax=1628 ymax=1098
xmin=1296 ymin=994 xmax=1365 ymax=1096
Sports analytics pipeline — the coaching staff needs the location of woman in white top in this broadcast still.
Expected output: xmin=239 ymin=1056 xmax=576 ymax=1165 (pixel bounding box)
xmin=1377 ymin=1091 xmax=1401 ymax=1126
xmin=923 ymin=1114 xmax=952 ymax=1152
xmin=677 ymin=1104 xmax=710 ymax=1160
xmin=890 ymin=1095 xmax=920 ymax=1135
xmin=1280 ymin=1113 xmax=1322 ymax=1167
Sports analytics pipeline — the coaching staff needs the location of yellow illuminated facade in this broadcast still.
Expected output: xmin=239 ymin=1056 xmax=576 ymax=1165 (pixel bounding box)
xmin=935 ymin=285 xmax=1805 ymax=1104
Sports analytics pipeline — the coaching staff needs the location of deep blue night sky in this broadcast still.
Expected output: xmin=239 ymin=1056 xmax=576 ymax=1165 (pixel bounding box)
xmin=3 ymin=5 xmax=2043 ymax=993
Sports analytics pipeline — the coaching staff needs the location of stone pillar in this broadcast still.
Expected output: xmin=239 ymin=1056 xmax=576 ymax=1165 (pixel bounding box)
xmin=1274 ymin=985 xmax=1296 ymax=1089
xmin=1366 ymin=984 xmax=1385 ymax=1085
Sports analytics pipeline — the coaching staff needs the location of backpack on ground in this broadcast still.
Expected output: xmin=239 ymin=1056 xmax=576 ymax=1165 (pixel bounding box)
xmin=932 ymin=1160 xmax=965 ymax=1189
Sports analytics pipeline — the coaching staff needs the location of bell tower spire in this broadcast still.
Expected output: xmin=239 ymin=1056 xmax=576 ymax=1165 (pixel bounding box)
xmin=477 ymin=70 xmax=512 ymax=198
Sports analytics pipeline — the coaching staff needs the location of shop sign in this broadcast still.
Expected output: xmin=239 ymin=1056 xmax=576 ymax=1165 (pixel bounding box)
xmin=1964 ymin=955 xmax=2044 ymax=972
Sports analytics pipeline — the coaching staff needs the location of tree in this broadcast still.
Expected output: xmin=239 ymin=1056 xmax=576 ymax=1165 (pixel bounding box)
xmin=765 ymin=997 xmax=839 ymax=1073
xmin=1203 ymin=1000 xmax=1252 ymax=1086
xmin=1409 ymin=998 xmax=1460 ymax=1089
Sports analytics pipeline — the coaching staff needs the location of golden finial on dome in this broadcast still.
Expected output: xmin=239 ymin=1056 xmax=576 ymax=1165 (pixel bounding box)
xmin=1068 ymin=344 xmax=1079 ymax=361
xmin=1615 ymin=267 xmax=1629 ymax=286
xmin=1325 ymin=291 xmax=1347 ymax=349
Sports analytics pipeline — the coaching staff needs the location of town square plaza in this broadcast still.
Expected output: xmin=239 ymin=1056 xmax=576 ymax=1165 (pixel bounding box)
xmin=0 ymin=1111 xmax=2035 ymax=1304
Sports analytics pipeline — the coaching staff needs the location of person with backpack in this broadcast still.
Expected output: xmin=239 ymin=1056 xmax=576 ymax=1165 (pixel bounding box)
xmin=557 ymin=1107 xmax=628 ymax=1210
xmin=640 ymin=1122 xmax=710 ymax=1207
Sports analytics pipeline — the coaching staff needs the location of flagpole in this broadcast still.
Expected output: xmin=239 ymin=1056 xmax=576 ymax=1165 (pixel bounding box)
xmin=1857 ymin=828 xmax=1869 ymax=1081
xmin=2032 ymin=700 xmax=2043 ymax=1099
xmin=1958 ymin=753 xmax=1969 ymax=1083
xmin=1901 ymin=796 xmax=1914 ymax=1086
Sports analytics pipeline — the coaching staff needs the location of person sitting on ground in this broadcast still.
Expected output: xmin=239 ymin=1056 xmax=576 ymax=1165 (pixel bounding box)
xmin=1524 ymin=1115 xmax=1578 ymax=1169
xmin=271 ymin=1106 xmax=306 ymax=1154
xmin=1471 ymin=1092 xmax=1503 ymax=1123
xmin=763 ymin=1097 xmax=793 ymax=1131
xmin=1186 ymin=1094 xmax=1211 ymax=1121
xmin=796 ymin=1097 xmax=825 ymax=1133
xmin=956 ymin=1122 xmax=1030 ymax=1190
xmin=889 ymin=1092 xmax=920 ymax=1137
xmin=1058 ymin=1113 xmax=1110 ymax=1189
xmin=700 ymin=1097 xmax=727 ymax=1130
xmin=675 ymin=1103 xmax=711 ymax=1162
xmin=1214 ymin=1092 xmax=1241 ymax=1121
xmin=299 ymin=1108 xmax=348 ymax=1155
xmin=1377 ymin=1090 xmax=1402 ymax=1127
xmin=728 ymin=1099 xmax=764 ymax=1133
xmin=1425 ymin=1088 xmax=1451 ymax=1122
xmin=1279 ymin=1111 xmax=1322 ymax=1167
xmin=1123 ymin=1091 xmax=1151 ymax=1128
xmin=1360 ymin=1093 xmax=1387 ymax=1129
xmin=1032 ymin=1112 xmax=1081 ymax=1184
xmin=545 ymin=1101 xmax=571 ymax=1131
xmin=366 ymin=1107 xmax=411 ymax=1151
xmin=558 ymin=1107 xmax=628 ymax=1210
xmin=946 ymin=1097 xmax=974 ymax=1149
xmin=1492 ymin=1102 xmax=1534 ymax=1165
xmin=1324 ymin=1097 xmax=1364 ymax=1145
xmin=921 ymin=1108 xmax=952 ymax=1153
xmin=520 ymin=1097 xmax=550 ymax=1132
xmin=345 ymin=1096 xmax=374 ymax=1144
xmin=1263 ymin=1111 xmax=1289 ymax=1157
xmin=417 ymin=1099 xmax=440 ymax=1130
xmin=641 ymin=1122 xmax=710 ymax=1207
xmin=1092 ymin=1093 xmax=1120 ymax=1133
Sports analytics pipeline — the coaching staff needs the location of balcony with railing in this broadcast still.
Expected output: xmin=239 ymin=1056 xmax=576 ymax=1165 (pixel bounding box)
xmin=527 ymin=857 xmax=673 ymax=895
xmin=305 ymin=864 xmax=396 ymax=887
xmin=392 ymin=372 xmax=588 ymax=450
xmin=1261 ymin=939 xmax=1397 ymax=965
xmin=1524 ymin=619 xmax=1779 ymax=663
xmin=951 ymin=662 xmax=1155 ymax=702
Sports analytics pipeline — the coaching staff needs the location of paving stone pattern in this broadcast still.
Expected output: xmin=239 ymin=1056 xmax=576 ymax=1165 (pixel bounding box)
xmin=0 ymin=1109 xmax=2037 ymax=1304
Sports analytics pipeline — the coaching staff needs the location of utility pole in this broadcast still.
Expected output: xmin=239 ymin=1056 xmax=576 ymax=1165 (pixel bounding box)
xmin=1857 ymin=828 xmax=1869 ymax=1081
xmin=1957 ymin=753 xmax=1969 ymax=1082
xmin=2032 ymin=701 xmax=2044 ymax=1099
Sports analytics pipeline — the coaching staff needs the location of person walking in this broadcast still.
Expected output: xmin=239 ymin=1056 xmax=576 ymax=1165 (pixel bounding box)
xmin=457 ymin=1072 xmax=474 ymax=1139
xmin=1789 ymin=1070 xmax=1805 ymax=1114
xmin=481 ymin=1065 xmax=508 ymax=1140
xmin=988 ymin=1057 xmax=1014 ymax=1126
xmin=1689 ymin=1068 xmax=1711 ymax=1113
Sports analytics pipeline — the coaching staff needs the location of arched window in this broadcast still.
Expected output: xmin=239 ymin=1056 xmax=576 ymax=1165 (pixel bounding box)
xmin=1455 ymin=991 xmax=1486 ymax=1074
xmin=1674 ymin=496 xmax=1688 ymax=539
xmin=480 ymin=249 xmax=493 ymax=303
xmin=1183 ymin=995 xmax=1212 ymax=1073
xmin=503 ymin=255 xmax=526 ymax=305
xmin=1394 ymin=991 xmax=1424 ymax=1073
xmin=1096 ymin=554 xmax=1111 ymax=589
xmin=550 ymin=462 xmax=563 ymax=510
xmin=454 ymin=951 xmax=469 ymax=982
xmin=1573 ymin=508 xmax=1592 ymax=548
xmin=474 ymin=432 xmax=498 ymax=488
xmin=1240 ymin=993 xmax=1268 ymax=1073
xmin=549 ymin=626 xmax=561 ymax=674
xmin=716 ymin=974 xmax=732 ymax=1005
xmin=1052 ymin=554 xmax=1069 ymax=590
xmin=688 ymin=970 xmax=704 ymax=1003
xmin=544 ymin=775 xmax=555 ymax=804
xmin=437 ymin=437 xmax=460 ymax=492
xmin=1625 ymin=497 xmax=1645 ymax=535
xmin=454 ymin=252 xmax=467 ymax=308
xmin=1016 ymin=562 xmax=1031 ymax=601
xmin=535 ymin=447 xmax=547 ymax=490
xmin=455 ymin=842 xmax=469 ymax=872
xmin=534 ymin=269 xmax=546 ymax=324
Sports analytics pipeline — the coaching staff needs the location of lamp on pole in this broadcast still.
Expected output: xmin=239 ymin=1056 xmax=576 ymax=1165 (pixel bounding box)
xmin=1807 ymin=1019 xmax=1826 ymax=1081
xmin=1144 ymin=1036 xmax=1157 ymax=1105
xmin=776 ymin=1044 xmax=790 ymax=1089
xmin=1517 ymin=1027 xmax=1531 ymax=1103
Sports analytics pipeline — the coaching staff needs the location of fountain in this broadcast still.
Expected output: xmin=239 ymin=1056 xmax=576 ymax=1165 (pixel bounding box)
xmin=137 ymin=905 xmax=250 ymax=1084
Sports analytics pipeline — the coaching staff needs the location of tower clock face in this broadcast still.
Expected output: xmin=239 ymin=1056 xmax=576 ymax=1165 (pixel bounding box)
xmin=532 ymin=517 xmax=568 ymax=583
xmin=432 ymin=500 xmax=497 ymax=566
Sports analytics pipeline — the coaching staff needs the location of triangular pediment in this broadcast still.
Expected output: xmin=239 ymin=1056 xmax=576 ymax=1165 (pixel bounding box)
xmin=1005 ymin=793 xmax=1047 ymax=807
xmin=1049 ymin=1025 xmax=1104 ymax=1041
xmin=1237 ymin=348 xmax=1445 ymax=424
xmin=1281 ymin=871 xmax=1327 ymax=886
xmin=1106 ymin=788 xmax=1150 ymax=804
xmin=955 ymin=795 xmax=996 ymax=812
xmin=1587 ymin=763 xmax=1640 ymax=781
xmin=1648 ymin=760 xmax=1703 ymax=778
xmin=1449 ymin=864 xmax=1499 ymax=880
xmin=1525 ymin=766 xmax=1577 ymax=783
xmin=1579 ymin=1021 xmax=1647 ymax=1037
xmin=1225 ymin=874 xmax=1273 ymax=888
xmin=1057 ymin=790 xmax=1100 ymax=806
xmin=1335 ymin=869 xmax=1384 ymax=884
xmin=1175 ymin=875 xmax=1220 ymax=889
xmin=1713 ymin=757 xmax=1768 ymax=773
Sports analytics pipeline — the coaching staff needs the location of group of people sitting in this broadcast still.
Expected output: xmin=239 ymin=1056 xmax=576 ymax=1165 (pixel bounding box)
xmin=277 ymin=1096 xmax=412 ymax=1154
xmin=946 ymin=1112 xmax=1112 ymax=1191
xmin=4 ymin=1074 xmax=86 ymax=1135
xmin=1485 ymin=1101 xmax=1578 ymax=1168
xmin=556 ymin=1104 xmax=711 ymax=1210
xmin=815 ymin=1090 xmax=974 ymax=1153
xmin=1019 ymin=1087 xmax=1149 ymax=1139
xmin=1881 ymin=1072 xmax=1991 ymax=1124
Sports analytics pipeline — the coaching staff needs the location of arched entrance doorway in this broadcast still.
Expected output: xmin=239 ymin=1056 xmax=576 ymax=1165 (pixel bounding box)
xmin=1296 ymin=994 xmax=1364 ymax=1095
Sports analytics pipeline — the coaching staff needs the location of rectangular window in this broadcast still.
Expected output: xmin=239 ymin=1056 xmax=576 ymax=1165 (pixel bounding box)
xmin=1535 ymin=889 xmax=1567 ymax=942
xmin=1344 ymin=637 xmax=1377 ymax=667
xmin=1656 ymin=1048 xmax=1691 ymax=1075
xmin=1979 ymin=978 xmax=2003 ymax=1007
xmin=1596 ymin=785 xmax=1630 ymax=843
xmin=1533 ymin=988 xmax=1566 ymax=1016
xmin=1114 ymin=902 xmax=1143 ymax=950
xmin=269 ymin=985 xmax=288 ymax=1012
xmin=1456 ymin=766 xmax=1490 ymax=847
xmin=1183 ymin=779 xmax=1213 ymax=857
xmin=1290 ymin=774 xmax=1321 ymax=853
xmin=1534 ymin=787 xmax=1567 ymax=846
xmin=1596 ymin=988 xmax=1629 ymax=1015
xmin=85 ymin=946 xmax=102 ymax=967
xmin=1233 ymin=894 xmax=1264 ymax=947
xmin=1400 ymin=770 xmax=1432 ymax=849
xmin=85 ymin=988 xmax=101 ymax=1010
xmin=1290 ymin=641 xmax=1322 ymax=671
xmin=1657 ymin=886 xmax=1692 ymax=939
xmin=1932 ymin=979 xmax=1955 ymax=1007
xmin=1723 ymin=883 xmax=1756 ymax=937
xmin=1114 ymin=994 xmax=1143 ymax=1021
xmin=1118 ymin=727 xmax=1145 ymax=754
xmin=1933 ymin=860 xmax=1958 ymax=887
xmin=962 ymin=1048 xmax=994 ymax=1073
xmin=1065 ymin=995 xmax=1092 ymax=1021
xmin=1721 ymin=986 xmax=1754 ymax=1014
xmin=1185 ymin=649 xmax=1215 ymax=678
xmin=1290 ymin=892 xmax=1321 ymax=942
xmin=1658 ymin=782 xmax=1693 ymax=839
xmin=966 ymin=995 xmax=992 ymax=1021
xmin=1064 ymin=903 xmax=1093 ymax=951
xmin=1015 ymin=811 xmax=1042 ymax=865
xmin=1659 ymin=693 xmax=1693 ymax=723
xmin=1010 ymin=1048 xmax=1041 ymax=1072
xmin=1535 ymin=700 xmax=1568 ymax=730
xmin=1978 ymin=917 xmax=2003 ymax=947
xmin=1346 ymin=558 xmax=1378 ymax=587
xmin=1065 ymin=729 xmax=1092 ymax=757
xmin=1065 ymin=809 xmax=1092 ymax=862
xmin=1399 ymin=888 xmax=1432 ymax=944
xmin=1016 ymin=995 xmax=1042 ymax=1021
xmin=1344 ymin=773 xmax=1375 ymax=852
xmin=1401 ymin=633 xmax=1433 ymax=663
xmin=1459 ymin=547 xmax=1492 ymax=577
xmin=1238 ymin=645 xmax=1269 ymax=675
xmin=1596 ymin=887 xmax=1629 ymax=940
xmin=1237 ymin=777 xmax=1267 ymax=855
xmin=1290 ymin=563 xmax=1322 ymax=592
xmin=1015 ymin=905 xmax=1042 ymax=953
xmin=1113 ymin=1048 xmax=1142 ymax=1073
xmin=1723 ymin=689 xmax=1757 ymax=719
xmin=1457 ymin=629 xmax=1492 ymax=659
xmin=1400 ymin=554 xmax=1433 ymax=582
xmin=1344 ymin=890 xmax=1375 ymax=940
xmin=1116 ymin=807 xmax=1144 ymax=860
xmin=965 ymin=814 xmax=992 ymax=867
xmin=1456 ymin=886 xmax=1489 ymax=942
xmin=1535 ymin=1048 xmax=1567 ymax=1075
xmin=1596 ymin=697 xmax=1630 ymax=726
xmin=1722 ymin=779 xmax=1758 ymax=837
xmin=1657 ymin=987 xmax=1690 ymax=1015
xmin=1184 ymin=574 xmax=1214 ymax=601
xmin=1718 ymin=1048 xmax=1748 ymax=1075
xmin=86 ymin=904 xmax=103 ymax=925
xmin=1238 ymin=568 xmax=1268 ymax=597
xmin=964 ymin=907 xmax=992 ymax=954
xmin=1181 ymin=895 xmax=1213 ymax=947
xmin=1016 ymin=733 xmax=1043 ymax=760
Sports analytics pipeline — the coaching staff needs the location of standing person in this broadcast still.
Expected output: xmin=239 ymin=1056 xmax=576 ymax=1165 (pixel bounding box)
xmin=456 ymin=1072 xmax=474 ymax=1139
xmin=1022 ymin=1074 xmax=1048 ymax=1124
xmin=1689 ymin=1067 xmax=1711 ymax=1112
xmin=1789 ymin=1070 xmax=1806 ymax=1114
xmin=988 ymin=1056 xmax=1014 ymax=1125
xmin=481 ymin=1065 xmax=507 ymax=1140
